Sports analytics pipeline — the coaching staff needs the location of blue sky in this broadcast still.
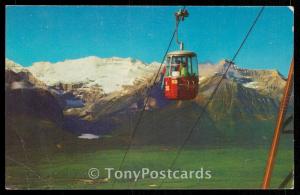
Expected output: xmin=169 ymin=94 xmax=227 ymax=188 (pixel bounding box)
xmin=6 ymin=6 xmax=293 ymax=75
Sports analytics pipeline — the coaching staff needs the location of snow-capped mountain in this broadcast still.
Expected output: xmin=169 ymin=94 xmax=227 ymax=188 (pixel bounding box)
xmin=199 ymin=60 xmax=287 ymax=99
xmin=5 ymin=57 xmax=293 ymax=146
xmin=5 ymin=58 xmax=27 ymax=73
xmin=27 ymin=56 xmax=160 ymax=94
xmin=5 ymin=59 xmax=47 ymax=90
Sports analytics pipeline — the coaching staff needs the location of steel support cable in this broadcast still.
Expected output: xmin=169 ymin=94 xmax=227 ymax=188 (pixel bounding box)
xmin=158 ymin=6 xmax=265 ymax=188
xmin=111 ymin=9 xmax=185 ymax=187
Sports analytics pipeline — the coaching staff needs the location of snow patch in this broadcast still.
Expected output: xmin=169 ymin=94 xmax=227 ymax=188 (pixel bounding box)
xmin=78 ymin=133 xmax=99 ymax=139
xmin=49 ymin=88 xmax=64 ymax=95
xmin=243 ymin=82 xmax=259 ymax=89
xmin=10 ymin=81 xmax=30 ymax=90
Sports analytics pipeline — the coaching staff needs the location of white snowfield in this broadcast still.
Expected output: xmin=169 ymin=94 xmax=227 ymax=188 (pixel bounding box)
xmin=26 ymin=56 xmax=160 ymax=93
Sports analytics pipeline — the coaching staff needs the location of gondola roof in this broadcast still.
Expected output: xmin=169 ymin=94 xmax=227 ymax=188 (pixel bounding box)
xmin=167 ymin=50 xmax=196 ymax=57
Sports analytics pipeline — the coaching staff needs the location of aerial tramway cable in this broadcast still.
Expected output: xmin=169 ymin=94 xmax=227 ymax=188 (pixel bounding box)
xmin=111 ymin=6 xmax=186 ymax=187
xmin=112 ymin=6 xmax=264 ymax=188
xmin=158 ymin=6 xmax=265 ymax=188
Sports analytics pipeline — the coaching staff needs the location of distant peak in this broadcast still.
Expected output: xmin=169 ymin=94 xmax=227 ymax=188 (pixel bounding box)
xmin=270 ymin=69 xmax=286 ymax=80
xmin=5 ymin=58 xmax=26 ymax=73
xmin=5 ymin=58 xmax=22 ymax=67
xmin=218 ymin=59 xmax=227 ymax=65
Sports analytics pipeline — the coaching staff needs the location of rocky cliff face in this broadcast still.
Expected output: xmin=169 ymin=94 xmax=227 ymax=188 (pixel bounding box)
xmin=199 ymin=60 xmax=287 ymax=100
xmin=5 ymin=60 xmax=72 ymax=158
xmin=6 ymin=59 xmax=48 ymax=89
xmin=5 ymin=69 xmax=63 ymax=125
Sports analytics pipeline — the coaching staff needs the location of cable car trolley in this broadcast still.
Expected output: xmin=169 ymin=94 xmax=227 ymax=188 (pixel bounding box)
xmin=162 ymin=8 xmax=199 ymax=100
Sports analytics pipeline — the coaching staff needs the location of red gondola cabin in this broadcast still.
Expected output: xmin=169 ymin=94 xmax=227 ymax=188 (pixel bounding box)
xmin=162 ymin=50 xmax=199 ymax=100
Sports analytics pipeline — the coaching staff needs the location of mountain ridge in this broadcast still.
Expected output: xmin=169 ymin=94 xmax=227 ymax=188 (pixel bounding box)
xmin=5 ymin=56 xmax=292 ymax=146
